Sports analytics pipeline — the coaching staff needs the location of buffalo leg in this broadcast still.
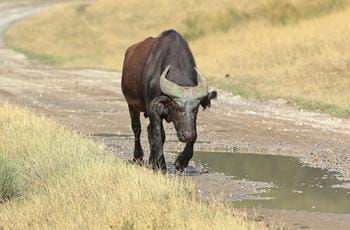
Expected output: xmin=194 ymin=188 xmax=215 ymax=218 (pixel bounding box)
xmin=159 ymin=121 xmax=166 ymax=167
xmin=147 ymin=116 xmax=167 ymax=172
xmin=128 ymin=106 xmax=144 ymax=163
xmin=175 ymin=140 xmax=196 ymax=171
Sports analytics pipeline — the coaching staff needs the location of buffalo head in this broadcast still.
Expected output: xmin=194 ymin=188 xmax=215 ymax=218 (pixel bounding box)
xmin=156 ymin=65 xmax=217 ymax=143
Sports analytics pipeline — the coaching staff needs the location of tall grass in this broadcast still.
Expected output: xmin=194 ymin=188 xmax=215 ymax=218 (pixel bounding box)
xmin=183 ymin=0 xmax=348 ymax=40
xmin=193 ymin=7 xmax=350 ymax=117
xmin=0 ymin=0 xmax=46 ymax=3
xmin=5 ymin=0 xmax=350 ymax=117
xmin=0 ymin=105 xmax=264 ymax=229
xmin=0 ymin=156 xmax=18 ymax=202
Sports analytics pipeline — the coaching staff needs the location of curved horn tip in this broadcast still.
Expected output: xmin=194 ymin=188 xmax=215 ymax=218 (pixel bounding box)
xmin=164 ymin=65 xmax=171 ymax=73
xmin=160 ymin=65 xmax=171 ymax=82
xmin=160 ymin=65 xmax=184 ymax=98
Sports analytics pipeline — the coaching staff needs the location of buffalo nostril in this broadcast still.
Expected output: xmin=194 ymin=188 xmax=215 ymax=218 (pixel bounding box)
xmin=183 ymin=131 xmax=195 ymax=141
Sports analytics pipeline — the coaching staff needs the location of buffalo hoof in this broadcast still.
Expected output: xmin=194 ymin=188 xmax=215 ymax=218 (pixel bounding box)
xmin=132 ymin=158 xmax=145 ymax=166
xmin=151 ymin=164 xmax=167 ymax=174
xmin=174 ymin=161 xmax=186 ymax=173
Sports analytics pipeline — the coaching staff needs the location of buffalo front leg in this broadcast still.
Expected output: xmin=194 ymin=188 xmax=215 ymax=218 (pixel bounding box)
xmin=175 ymin=140 xmax=196 ymax=172
xmin=128 ymin=106 xmax=144 ymax=164
xmin=147 ymin=116 xmax=167 ymax=172
xmin=159 ymin=122 xmax=166 ymax=167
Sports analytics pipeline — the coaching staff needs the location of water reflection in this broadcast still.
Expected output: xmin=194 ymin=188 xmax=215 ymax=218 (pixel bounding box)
xmin=193 ymin=152 xmax=350 ymax=213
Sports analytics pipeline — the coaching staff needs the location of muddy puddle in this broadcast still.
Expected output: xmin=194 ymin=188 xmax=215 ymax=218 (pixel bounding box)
xmin=91 ymin=133 xmax=133 ymax=140
xmin=193 ymin=152 xmax=350 ymax=213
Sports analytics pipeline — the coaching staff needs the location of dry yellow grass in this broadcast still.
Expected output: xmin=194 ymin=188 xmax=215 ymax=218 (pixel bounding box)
xmin=0 ymin=105 xmax=265 ymax=229
xmin=194 ymin=9 xmax=350 ymax=115
xmin=0 ymin=0 xmax=45 ymax=3
xmin=5 ymin=0 xmax=350 ymax=116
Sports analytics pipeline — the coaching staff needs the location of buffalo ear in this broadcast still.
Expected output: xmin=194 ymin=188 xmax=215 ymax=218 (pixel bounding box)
xmin=150 ymin=96 xmax=172 ymax=119
xmin=200 ymin=91 xmax=217 ymax=109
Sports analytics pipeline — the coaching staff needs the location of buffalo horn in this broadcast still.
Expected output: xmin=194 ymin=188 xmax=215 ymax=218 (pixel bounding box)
xmin=160 ymin=65 xmax=208 ymax=99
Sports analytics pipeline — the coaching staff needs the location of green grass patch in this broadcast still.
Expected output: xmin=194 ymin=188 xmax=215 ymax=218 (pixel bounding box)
xmin=12 ymin=47 xmax=65 ymax=65
xmin=291 ymin=98 xmax=350 ymax=117
xmin=219 ymin=79 xmax=350 ymax=118
xmin=0 ymin=156 xmax=18 ymax=202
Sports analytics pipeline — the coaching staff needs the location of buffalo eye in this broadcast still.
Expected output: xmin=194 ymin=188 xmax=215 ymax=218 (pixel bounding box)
xmin=177 ymin=106 xmax=185 ymax=114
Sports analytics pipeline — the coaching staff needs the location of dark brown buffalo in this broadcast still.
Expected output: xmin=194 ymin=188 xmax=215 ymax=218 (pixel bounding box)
xmin=121 ymin=30 xmax=217 ymax=172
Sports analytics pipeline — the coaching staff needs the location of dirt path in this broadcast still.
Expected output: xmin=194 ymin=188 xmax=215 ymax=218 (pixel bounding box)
xmin=1 ymin=2 xmax=350 ymax=229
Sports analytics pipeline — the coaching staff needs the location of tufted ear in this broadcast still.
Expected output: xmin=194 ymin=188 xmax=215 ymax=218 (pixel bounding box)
xmin=149 ymin=96 xmax=173 ymax=121
xmin=200 ymin=91 xmax=217 ymax=109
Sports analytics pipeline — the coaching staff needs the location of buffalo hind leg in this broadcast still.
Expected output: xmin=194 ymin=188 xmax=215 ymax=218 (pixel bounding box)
xmin=175 ymin=140 xmax=195 ymax=172
xmin=128 ymin=106 xmax=144 ymax=164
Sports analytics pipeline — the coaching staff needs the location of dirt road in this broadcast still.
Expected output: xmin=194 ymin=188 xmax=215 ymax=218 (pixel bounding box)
xmin=1 ymin=2 xmax=350 ymax=229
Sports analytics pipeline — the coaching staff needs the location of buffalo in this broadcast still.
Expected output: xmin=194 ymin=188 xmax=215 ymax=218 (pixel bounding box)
xmin=121 ymin=30 xmax=217 ymax=172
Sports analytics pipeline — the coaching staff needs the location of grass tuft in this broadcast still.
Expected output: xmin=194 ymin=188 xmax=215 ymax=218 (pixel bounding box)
xmin=0 ymin=156 xmax=18 ymax=202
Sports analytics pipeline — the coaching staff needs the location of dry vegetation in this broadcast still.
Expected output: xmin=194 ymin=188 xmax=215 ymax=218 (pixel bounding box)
xmin=5 ymin=0 xmax=350 ymax=116
xmin=0 ymin=105 xmax=264 ymax=229
xmin=0 ymin=0 xmax=43 ymax=4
